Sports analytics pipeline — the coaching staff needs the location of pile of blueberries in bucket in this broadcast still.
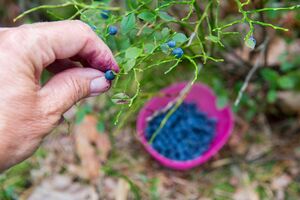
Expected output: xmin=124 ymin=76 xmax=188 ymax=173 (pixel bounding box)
xmin=145 ymin=102 xmax=217 ymax=161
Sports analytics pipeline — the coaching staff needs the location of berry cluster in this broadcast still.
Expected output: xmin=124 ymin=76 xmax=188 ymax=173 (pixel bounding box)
xmin=145 ymin=102 xmax=216 ymax=161
xmin=165 ymin=40 xmax=184 ymax=58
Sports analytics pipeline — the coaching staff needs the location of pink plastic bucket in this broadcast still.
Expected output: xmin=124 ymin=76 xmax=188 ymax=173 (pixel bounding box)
xmin=136 ymin=82 xmax=234 ymax=170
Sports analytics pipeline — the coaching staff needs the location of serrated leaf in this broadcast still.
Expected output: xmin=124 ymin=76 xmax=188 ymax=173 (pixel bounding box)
xmin=111 ymin=93 xmax=131 ymax=104
xmin=138 ymin=11 xmax=156 ymax=23
xmin=158 ymin=11 xmax=176 ymax=21
xmin=121 ymin=13 xmax=136 ymax=34
xmin=172 ymin=33 xmax=188 ymax=44
xmin=125 ymin=47 xmax=142 ymax=59
xmin=123 ymin=59 xmax=136 ymax=73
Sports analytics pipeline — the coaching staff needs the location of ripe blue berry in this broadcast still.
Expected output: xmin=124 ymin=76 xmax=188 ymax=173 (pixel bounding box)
xmin=172 ymin=48 xmax=184 ymax=58
xmin=105 ymin=70 xmax=116 ymax=80
xmin=167 ymin=40 xmax=176 ymax=48
xmin=101 ymin=10 xmax=109 ymax=19
xmin=108 ymin=26 xmax=118 ymax=35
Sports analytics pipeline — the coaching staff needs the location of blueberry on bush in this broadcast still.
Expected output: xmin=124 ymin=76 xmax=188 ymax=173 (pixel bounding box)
xmin=167 ymin=40 xmax=176 ymax=48
xmin=146 ymin=102 xmax=217 ymax=161
xmin=172 ymin=47 xmax=184 ymax=58
xmin=105 ymin=70 xmax=116 ymax=81
xmin=101 ymin=10 xmax=109 ymax=19
xmin=108 ymin=26 xmax=118 ymax=35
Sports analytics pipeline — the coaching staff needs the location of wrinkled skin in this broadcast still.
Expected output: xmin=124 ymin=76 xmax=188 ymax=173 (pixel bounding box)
xmin=0 ymin=20 xmax=119 ymax=172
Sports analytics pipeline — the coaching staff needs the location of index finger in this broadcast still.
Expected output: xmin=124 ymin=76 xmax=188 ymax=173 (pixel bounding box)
xmin=4 ymin=20 xmax=119 ymax=73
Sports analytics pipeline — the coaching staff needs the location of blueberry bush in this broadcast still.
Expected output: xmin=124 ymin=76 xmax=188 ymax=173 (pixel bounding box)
xmin=2 ymin=0 xmax=300 ymax=199
xmin=14 ymin=1 xmax=300 ymax=134
xmin=11 ymin=1 xmax=300 ymax=156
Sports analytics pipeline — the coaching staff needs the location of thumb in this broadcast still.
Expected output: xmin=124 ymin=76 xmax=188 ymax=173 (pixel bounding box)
xmin=39 ymin=68 xmax=110 ymax=116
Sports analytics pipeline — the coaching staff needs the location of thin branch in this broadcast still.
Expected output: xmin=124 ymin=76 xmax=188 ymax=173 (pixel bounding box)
xmin=234 ymin=37 xmax=270 ymax=106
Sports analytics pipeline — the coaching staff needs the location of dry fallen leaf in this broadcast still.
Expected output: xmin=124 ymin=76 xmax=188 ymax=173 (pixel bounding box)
xmin=27 ymin=175 xmax=98 ymax=200
xmin=271 ymin=174 xmax=291 ymax=191
xmin=271 ymin=174 xmax=292 ymax=200
xmin=74 ymin=115 xmax=111 ymax=182
xmin=233 ymin=187 xmax=259 ymax=200
xmin=233 ymin=172 xmax=259 ymax=200
xmin=246 ymin=143 xmax=272 ymax=161
xmin=115 ymin=178 xmax=130 ymax=200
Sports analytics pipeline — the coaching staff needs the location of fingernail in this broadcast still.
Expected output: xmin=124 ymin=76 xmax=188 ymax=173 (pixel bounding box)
xmin=90 ymin=76 xmax=110 ymax=96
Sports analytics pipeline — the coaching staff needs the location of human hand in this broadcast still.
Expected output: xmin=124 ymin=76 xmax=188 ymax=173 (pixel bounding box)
xmin=0 ymin=20 xmax=119 ymax=171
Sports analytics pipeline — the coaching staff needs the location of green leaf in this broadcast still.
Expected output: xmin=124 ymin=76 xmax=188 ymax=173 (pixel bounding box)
xmin=75 ymin=104 xmax=92 ymax=124
xmin=281 ymin=62 xmax=295 ymax=72
xmin=125 ymin=0 xmax=139 ymax=10
xmin=121 ymin=13 xmax=136 ymax=35
xmin=144 ymin=43 xmax=155 ymax=53
xmin=111 ymin=93 xmax=131 ymax=104
xmin=277 ymin=76 xmax=296 ymax=89
xmin=161 ymin=27 xmax=170 ymax=38
xmin=115 ymin=55 xmax=124 ymax=64
xmin=267 ymin=90 xmax=277 ymax=103
xmin=141 ymin=27 xmax=153 ymax=36
xmin=137 ymin=11 xmax=156 ymax=23
xmin=96 ymin=121 xmax=105 ymax=132
xmin=217 ymin=95 xmax=228 ymax=109
xmin=117 ymin=37 xmax=131 ymax=50
xmin=154 ymin=31 xmax=162 ymax=41
xmin=260 ymin=68 xmax=279 ymax=89
xmin=125 ymin=47 xmax=143 ymax=59
xmin=205 ymin=35 xmax=219 ymax=43
xmin=123 ymin=59 xmax=136 ymax=73
xmin=158 ymin=11 xmax=176 ymax=21
xmin=106 ymin=35 xmax=118 ymax=51
xmin=160 ymin=43 xmax=169 ymax=54
xmin=172 ymin=33 xmax=188 ymax=44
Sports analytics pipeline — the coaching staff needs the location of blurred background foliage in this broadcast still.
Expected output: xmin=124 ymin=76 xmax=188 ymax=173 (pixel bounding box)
xmin=0 ymin=0 xmax=300 ymax=199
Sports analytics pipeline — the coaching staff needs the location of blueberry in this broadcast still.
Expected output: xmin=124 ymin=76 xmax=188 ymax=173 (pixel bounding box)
xmin=145 ymin=102 xmax=217 ymax=161
xmin=108 ymin=26 xmax=118 ymax=35
xmin=172 ymin=48 xmax=184 ymax=58
xmin=105 ymin=70 xmax=116 ymax=80
xmin=101 ymin=10 xmax=109 ymax=19
xmin=167 ymin=40 xmax=176 ymax=48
